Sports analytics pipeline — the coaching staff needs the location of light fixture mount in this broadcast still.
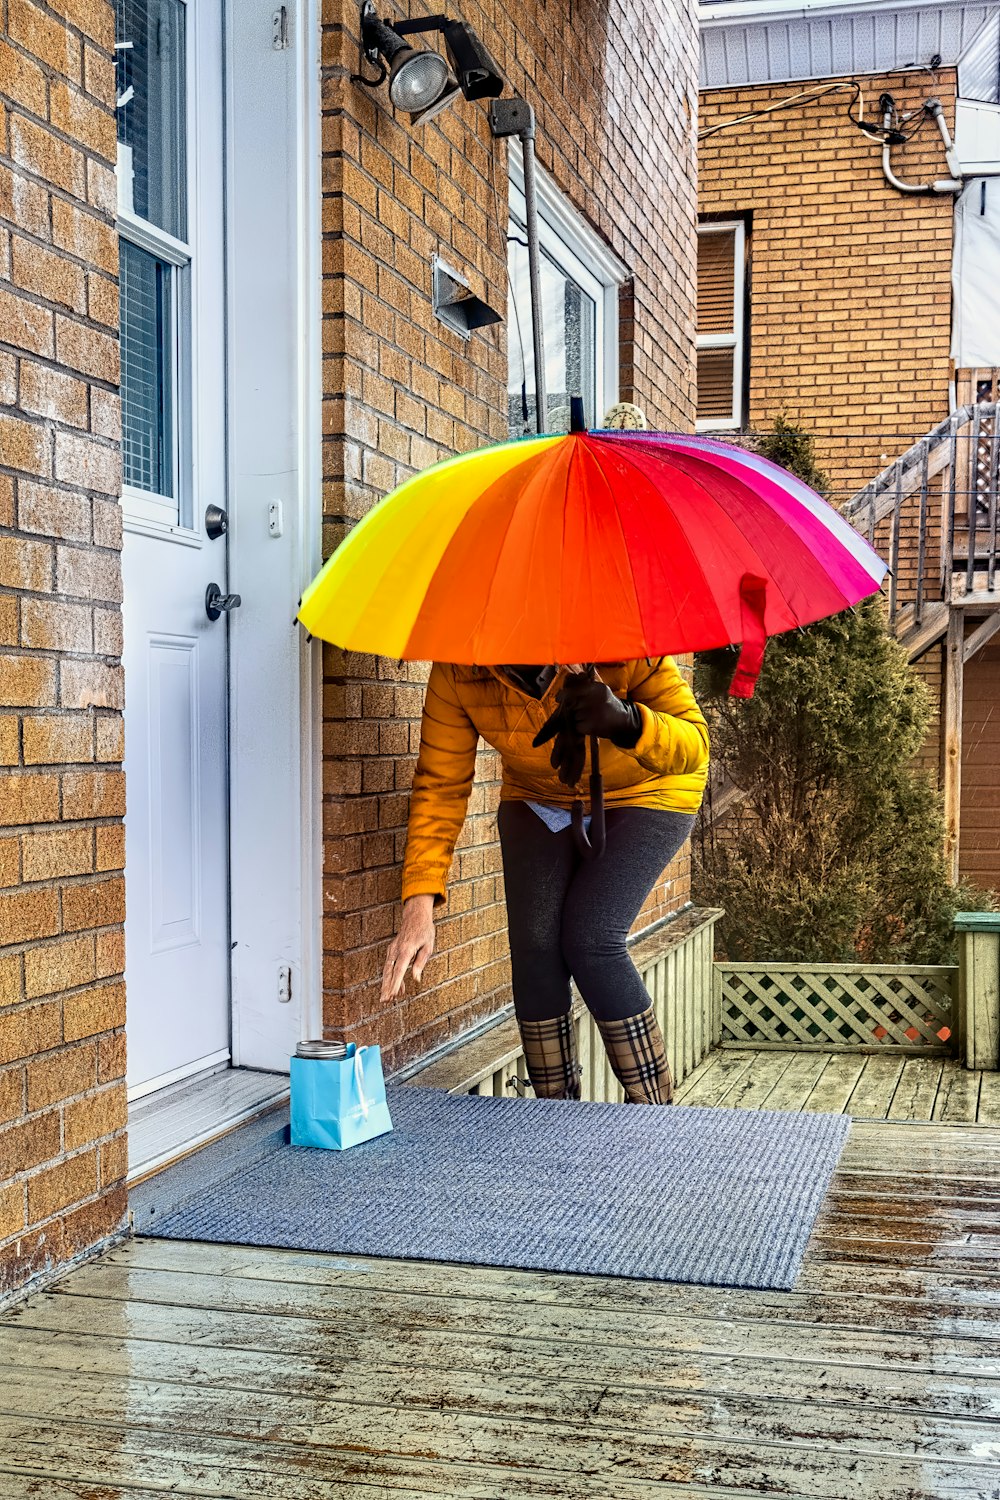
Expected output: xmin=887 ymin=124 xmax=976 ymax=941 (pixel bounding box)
xmin=354 ymin=3 xmax=504 ymax=117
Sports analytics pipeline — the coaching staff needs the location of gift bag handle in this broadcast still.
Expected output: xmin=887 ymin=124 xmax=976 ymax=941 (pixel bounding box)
xmin=354 ymin=1045 xmax=370 ymax=1120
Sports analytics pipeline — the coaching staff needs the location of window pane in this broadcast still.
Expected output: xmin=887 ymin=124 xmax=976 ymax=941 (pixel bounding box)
xmin=697 ymin=230 xmax=736 ymax=336
xmin=696 ymin=347 xmax=735 ymax=423
xmin=121 ymin=240 xmax=174 ymax=499
xmin=508 ymin=234 xmax=597 ymax=436
xmin=116 ymin=0 xmax=187 ymax=238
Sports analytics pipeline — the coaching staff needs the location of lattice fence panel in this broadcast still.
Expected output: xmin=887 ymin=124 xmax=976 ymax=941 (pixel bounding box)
xmin=718 ymin=964 xmax=957 ymax=1051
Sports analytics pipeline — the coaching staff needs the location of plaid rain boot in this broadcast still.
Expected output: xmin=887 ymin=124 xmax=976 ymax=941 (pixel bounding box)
xmin=596 ymin=1006 xmax=673 ymax=1104
xmin=517 ymin=1013 xmax=583 ymax=1099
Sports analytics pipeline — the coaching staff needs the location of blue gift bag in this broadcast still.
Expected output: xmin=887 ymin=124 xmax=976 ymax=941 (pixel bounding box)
xmin=290 ymin=1044 xmax=393 ymax=1151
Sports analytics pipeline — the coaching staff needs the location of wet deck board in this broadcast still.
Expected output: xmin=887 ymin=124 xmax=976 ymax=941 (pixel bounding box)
xmin=1 ymin=1120 xmax=1000 ymax=1495
xmin=678 ymin=1048 xmax=992 ymax=1123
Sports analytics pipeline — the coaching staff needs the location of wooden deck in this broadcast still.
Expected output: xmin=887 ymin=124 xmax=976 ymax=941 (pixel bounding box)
xmin=2 ymin=1117 xmax=1000 ymax=1497
xmin=676 ymin=1045 xmax=1000 ymax=1124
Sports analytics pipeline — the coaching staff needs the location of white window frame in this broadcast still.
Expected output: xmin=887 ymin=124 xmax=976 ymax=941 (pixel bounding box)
xmin=117 ymin=0 xmax=195 ymax=539
xmin=508 ymin=144 xmax=627 ymax=428
xmin=696 ymin=219 xmax=746 ymax=433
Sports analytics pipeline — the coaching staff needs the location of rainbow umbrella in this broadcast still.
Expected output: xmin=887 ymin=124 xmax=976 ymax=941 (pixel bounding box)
xmin=298 ymin=414 xmax=886 ymax=853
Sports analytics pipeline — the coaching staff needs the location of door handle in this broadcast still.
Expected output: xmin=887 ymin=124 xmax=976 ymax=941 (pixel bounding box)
xmin=206 ymin=583 xmax=242 ymax=621
xmin=205 ymin=504 xmax=228 ymax=540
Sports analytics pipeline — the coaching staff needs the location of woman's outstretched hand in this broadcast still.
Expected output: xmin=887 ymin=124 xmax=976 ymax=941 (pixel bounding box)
xmin=381 ymin=894 xmax=436 ymax=1003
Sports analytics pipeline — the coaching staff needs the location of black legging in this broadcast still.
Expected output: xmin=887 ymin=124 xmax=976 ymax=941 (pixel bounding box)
xmin=497 ymin=800 xmax=696 ymax=1024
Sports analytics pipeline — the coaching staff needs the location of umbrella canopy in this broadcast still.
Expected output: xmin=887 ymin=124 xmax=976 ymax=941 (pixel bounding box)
xmin=297 ymin=427 xmax=886 ymax=696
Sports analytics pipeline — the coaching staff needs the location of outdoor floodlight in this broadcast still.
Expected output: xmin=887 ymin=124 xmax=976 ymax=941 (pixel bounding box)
xmin=355 ymin=4 xmax=504 ymax=121
xmin=357 ymin=2 xmax=458 ymax=116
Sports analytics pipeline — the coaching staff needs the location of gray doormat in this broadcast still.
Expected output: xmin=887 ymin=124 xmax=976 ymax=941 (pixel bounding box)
xmin=132 ymin=1085 xmax=849 ymax=1290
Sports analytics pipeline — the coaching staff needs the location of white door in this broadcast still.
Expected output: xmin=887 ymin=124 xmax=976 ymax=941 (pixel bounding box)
xmin=118 ymin=0 xmax=232 ymax=1095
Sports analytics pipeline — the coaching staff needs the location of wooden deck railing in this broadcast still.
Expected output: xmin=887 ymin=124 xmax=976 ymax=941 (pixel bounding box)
xmin=717 ymin=963 xmax=957 ymax=1054
xmin=404 ymin=913 xmax=998 ymax=1097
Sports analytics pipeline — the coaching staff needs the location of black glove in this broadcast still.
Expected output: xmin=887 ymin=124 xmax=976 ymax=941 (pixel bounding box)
xmin=536 ymin=673 xmax=642 ymax=745
xmin=532 ymin=673 xmax=642 ymax=787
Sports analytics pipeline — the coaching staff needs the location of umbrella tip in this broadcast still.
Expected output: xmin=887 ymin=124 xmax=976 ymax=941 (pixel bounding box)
xmin=570 ymin=396 xmax=587 ymax=434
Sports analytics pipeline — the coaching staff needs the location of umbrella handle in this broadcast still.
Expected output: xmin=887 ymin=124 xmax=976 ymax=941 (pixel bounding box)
xmin=571 ymin=735 xmax=606 ymax=860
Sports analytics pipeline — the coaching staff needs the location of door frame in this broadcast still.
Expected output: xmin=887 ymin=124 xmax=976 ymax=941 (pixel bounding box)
xmin=222 ymin=0 xmax=323 ymax=1068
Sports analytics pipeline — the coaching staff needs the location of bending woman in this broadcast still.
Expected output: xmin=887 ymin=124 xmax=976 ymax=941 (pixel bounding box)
xmin=381 ymin=660 xmax=710 ymax=1103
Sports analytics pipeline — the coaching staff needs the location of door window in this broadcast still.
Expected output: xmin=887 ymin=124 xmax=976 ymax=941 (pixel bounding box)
xmin=507 ymin=152 xmax=625 ymax=436
xmin=116 ymin=0 xmax=191 ymax=529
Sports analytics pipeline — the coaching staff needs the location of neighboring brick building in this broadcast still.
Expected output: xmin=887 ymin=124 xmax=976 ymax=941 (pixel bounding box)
xmin=1 ymin=0 xmax=701 ymax=1303
xmin=696 ymin=2 xmax=1000 ymax=892
xmin=699 ymin=70 xmax=958 ymax=501
xmin=0 ymin=0 xmax=127 ymax=1299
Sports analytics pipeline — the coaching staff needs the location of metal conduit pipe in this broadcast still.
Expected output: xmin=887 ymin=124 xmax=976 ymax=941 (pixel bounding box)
xmin=881 ymin=99 xmax=963 ymax=195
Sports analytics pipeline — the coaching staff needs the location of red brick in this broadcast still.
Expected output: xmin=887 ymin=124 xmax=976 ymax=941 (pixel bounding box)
xmin=17 ymin=483 xmax=91 ymax=543
xmin=0 ymin=412 xmax=50 ymax=477
xmin=22 ymin=825 xmax=93 ymax=882
xmin=49 ymin=81 xmax=116 ymax=159
xmin=0 ymin=1181 xmax=25 ymax=1241
xmin=9 ymin=115 xmax=85 ymax=199
xmin=61 ymin=769 xmax=124 ymax=819
xmin=26 ymin=1040 xmax=96 ymax=1110
xmin=21 ymin=598 xmax=93 ymax=653
xmin=0 ymin=1067 xmax=25 ymax=1127
xmin=54 ymin=316 xmax=118 ymax=383
xmin=11 ymin=238 xmax=87 ymax=315
xmin=0 ymin=534 xmax=52 ymax=590
xmin=23 ymin=714 xmax=94 ymax=766
xmin=0 ymin=655 xmax=57 ymax=709
xmin=64 ymin=1081 xmax=126 ymax=1150
xmin=62 ymin=979 xmax=125 ymax=1042
xmin=0 ymin=770 xmax=59 ymax=827
xmin=54 ymin=430 xmax=120 ymax=495
xmin=0 ymin=1109 xmax=61 ymax=1174
xmin=60 ymin=876 xmax=125 ymax=934
xmin=27 ymin=1148 xmax=98 ymax=1223
xmin=0 ymin=885 xmax=59 ymax=943
xmin=18 ymin=366 xmax=90 ymax=429
xmin=0 ymin=1001 xmax=61 ymax=1068
xmin=59 ymin=660 xmax=123 ymax=710
xmin=8 ymin=0 xmax=83 ymax=78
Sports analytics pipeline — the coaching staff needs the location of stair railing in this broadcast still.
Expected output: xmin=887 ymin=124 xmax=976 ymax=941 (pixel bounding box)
xmin=845 ymin=403 xmax=1000 ymax=637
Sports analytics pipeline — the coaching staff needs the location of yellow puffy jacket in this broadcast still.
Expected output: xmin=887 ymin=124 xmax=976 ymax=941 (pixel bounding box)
xmin=402 ymin=659 xmax=710 ymax=904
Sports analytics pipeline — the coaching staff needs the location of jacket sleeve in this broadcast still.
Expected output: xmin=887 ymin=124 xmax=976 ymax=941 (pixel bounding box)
xmin=617 ymin=658 xmax=710 ymax=777
xmin=401 ymin=663 xmax=479 ymax=905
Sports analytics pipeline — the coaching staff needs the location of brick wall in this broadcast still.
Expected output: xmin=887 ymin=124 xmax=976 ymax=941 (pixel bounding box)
xmin=321 ymin=0 xmax=700 ymax=1070
xmin=0 ymin=0 xmax=126 ymax=1302
xmin=699 ymin=71 xmax=958 ymax=502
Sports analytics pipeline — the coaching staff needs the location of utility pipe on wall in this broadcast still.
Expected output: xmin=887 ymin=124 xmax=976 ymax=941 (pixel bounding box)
xmin=490 ymin=96 xmax=548 ymax=435
xmin=881 ymin=98 xmax=963 ymax=195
